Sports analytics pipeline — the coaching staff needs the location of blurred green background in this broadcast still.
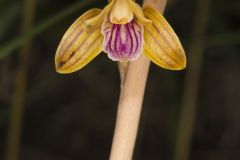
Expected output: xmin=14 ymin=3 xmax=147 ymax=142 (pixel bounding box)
xmin=0 ymin=0 xmax=240 ymax=159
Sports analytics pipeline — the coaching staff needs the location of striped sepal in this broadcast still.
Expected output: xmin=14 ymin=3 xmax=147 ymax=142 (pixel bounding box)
xmin=143 ymin=6 xmax=186 ymax=70
xmin=55 ymin=9 xmax=103 ymax=74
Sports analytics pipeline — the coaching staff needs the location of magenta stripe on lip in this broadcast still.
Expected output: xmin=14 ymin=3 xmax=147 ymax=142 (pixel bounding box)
xmin=102 ymin=20 xmax=144 ymax=61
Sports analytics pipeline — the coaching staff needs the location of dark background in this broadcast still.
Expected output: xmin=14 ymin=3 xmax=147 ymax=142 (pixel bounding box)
xmin=0 ymin=0 xmax=240 ymax=159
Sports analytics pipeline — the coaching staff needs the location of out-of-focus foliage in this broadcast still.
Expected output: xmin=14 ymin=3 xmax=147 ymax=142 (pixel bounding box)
xmin=0 ymin=0 xmax=240 ymax=160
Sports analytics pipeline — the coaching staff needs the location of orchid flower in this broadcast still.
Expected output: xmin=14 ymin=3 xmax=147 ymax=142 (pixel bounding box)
xmin=55 ymin=0 xmax=186 ymax=74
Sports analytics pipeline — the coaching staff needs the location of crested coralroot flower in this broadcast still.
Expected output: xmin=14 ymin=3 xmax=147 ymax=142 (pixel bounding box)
xmin=55 ymin=0 xmax=186 ymax=74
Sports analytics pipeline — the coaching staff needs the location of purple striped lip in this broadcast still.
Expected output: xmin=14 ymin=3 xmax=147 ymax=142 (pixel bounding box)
xmin=102 ymin=20 xmax=144 ymax=61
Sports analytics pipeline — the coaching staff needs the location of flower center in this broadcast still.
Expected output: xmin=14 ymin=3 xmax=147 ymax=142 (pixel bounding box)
xmin=102 ymin=20 xmax=144 ymax=61
xmin=110 ymin=0 xmax=134 ymax=24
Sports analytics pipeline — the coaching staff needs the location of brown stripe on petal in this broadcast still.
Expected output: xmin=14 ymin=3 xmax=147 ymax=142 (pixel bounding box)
xmin=144 ymin=28 xmax=180 ymax=67
xmin=55 ymin=9 xmax=103 ymax=73
xmin=144 ymin=8 xmax=184 ymax=58
xmin=143 ymin=6 xmax=186 ymax=70
xmin=144 ymin=10 xmax=183 ymax=61
xmin=57 ymin=9 xmax=101 ymax=56
xmin=144 ymin=45 xmax=176 ymax=69
xmin=56 ymin=28 xmax=103 ymax=73
xmin=58 ymin=31 xmax=103 ymax=72
xmin=145 ymin=26 xmax=181 ymax=65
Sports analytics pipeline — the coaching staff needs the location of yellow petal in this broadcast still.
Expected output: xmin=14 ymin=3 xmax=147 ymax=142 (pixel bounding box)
xmin=55 ymin=9 xmax=103 ymax=74
xmin=143 ymin=6 xmax=186 ymax=70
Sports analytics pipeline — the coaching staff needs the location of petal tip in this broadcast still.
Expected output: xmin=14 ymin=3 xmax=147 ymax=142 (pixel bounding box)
xmin=174 ymin=56 xmax=187 ymax=70
xmin=54 ymin=54 xmax=77 ymax=74
xmin=55 ymin=61 xmax=68 ymax=74
xmin=55 ymin=62 xmax=76 ymax=74
xmin=56 ymin=68 xmax=73 ymax=74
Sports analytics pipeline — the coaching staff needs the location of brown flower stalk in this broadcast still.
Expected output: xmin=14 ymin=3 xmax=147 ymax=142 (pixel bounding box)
xmin=109 ymin=0 xmax=167 ymax=159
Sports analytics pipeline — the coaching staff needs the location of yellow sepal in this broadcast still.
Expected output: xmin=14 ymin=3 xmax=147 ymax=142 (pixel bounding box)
xmin=143 ymin=6 xmax=186 ymax=70
xmin=55 ymin=9 xmax=103 ymax=74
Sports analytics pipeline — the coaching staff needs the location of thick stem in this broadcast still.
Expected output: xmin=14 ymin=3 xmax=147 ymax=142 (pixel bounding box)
xmin=110 ymin=55 xmax=150 ymax=160
xmin=109 ymin=0 xmax=167 ymax=159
